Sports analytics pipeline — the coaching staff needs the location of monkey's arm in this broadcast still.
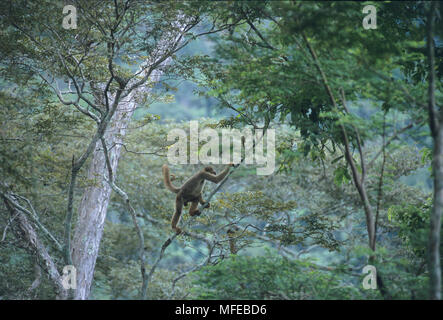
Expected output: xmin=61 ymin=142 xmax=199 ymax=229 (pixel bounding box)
xmin=202 ymin=164 xmax=233 ymax=183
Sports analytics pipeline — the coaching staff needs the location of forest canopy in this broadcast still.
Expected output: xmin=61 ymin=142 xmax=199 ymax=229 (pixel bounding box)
xmin=0 ymin=0 xmax=442 ymax=301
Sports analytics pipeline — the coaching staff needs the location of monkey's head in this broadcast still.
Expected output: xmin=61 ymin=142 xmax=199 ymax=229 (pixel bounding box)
xmin=203 ymin=166 xmax=216 ymax=175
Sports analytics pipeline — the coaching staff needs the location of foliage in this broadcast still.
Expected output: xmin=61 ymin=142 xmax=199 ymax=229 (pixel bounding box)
xmin=192 ymin=250 xmax=372 ymax=300
xmin=0 ymin=1 xmax=441 ymax=300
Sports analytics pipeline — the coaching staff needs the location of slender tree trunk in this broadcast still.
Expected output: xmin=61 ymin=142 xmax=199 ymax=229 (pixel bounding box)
xmin=431 ymin=126 xmax=443 ymax=300
xmin=301 ymin=33 xmax=392 ymax=297
xmin=427 ymin=1 xmax=441 ymax=300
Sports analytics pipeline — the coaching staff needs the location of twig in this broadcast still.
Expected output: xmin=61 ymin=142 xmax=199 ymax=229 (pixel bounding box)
xmin=367 ymin=123 xmax=414 ymax=168
xmin=0 ymin=190 xmax=62 ymax=251
xmin=101 ymin=137 xmax=148 ymax=300
xmin=374 ymin=114 xmax=387 ymax=239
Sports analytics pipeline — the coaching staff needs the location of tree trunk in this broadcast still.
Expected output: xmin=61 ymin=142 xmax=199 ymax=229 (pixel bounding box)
xmin=430 ymin=126 xmax=443 ymax=300
xmin=427 ymin=1 xmax=441 ymax=300
xmin=71 ymin=96 xmax=137 ymax=300
xmin=68 ymin=14 xmax=190 ymax=298
xmin=2 ymin=195 xmax=67 ymax=299
xmin=70 ymin=65 xmax=166 ymax=299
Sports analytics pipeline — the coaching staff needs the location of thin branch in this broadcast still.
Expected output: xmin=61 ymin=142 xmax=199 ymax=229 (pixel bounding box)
xmin=375 ymin=114 xmax=387 ymax=239
xmin=367 ymin=123 xmax=415 ymax=168
xmin=301 ymin=33 xmax=376 ymax=250
xmin=0 ymin=190 xmax=62 ymax=251
xmin=1 ymin=193 xmax=67 ymax=299
xmin=241 ymin=8 xmax=277 ymax=50
xmin=101 ymin=137 xmax=148 ymax=299
xmin=169 ymin=240 xmax=215 ymax=298
xmin=340 ymin=88 xmax=366 ymax=184
xmin=197 ymin=122 xmax=270 ymax=214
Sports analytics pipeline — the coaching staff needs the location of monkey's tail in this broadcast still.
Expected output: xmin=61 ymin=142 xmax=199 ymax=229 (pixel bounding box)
xmin=162 ymin=164 xmax=180 ymax=194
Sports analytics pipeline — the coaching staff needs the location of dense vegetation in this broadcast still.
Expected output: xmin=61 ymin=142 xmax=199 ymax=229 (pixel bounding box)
xmin=0 ymin=1 xmax=442 ymax=300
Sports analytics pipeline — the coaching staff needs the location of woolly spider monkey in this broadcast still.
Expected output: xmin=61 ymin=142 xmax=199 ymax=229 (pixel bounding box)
xmin=162 ymin=163 xmax=235 ymax=234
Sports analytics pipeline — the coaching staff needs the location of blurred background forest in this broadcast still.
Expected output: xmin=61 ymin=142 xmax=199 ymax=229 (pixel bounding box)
xmin=0 ymin=1 xmax=442 ymax=300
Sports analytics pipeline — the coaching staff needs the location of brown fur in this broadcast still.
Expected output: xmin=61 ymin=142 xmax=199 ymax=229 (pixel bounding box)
xmin=227 ymin=226 xmax=240 ymax=254
xmin=162 ymin=163 xmax=234 ymax=234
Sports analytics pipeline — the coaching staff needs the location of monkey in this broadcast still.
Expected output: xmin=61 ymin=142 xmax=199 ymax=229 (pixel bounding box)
xmin=162 ymin=163 xmax=234 ymax=234
xmin=226 ymin=226 xmax=240 ymax=254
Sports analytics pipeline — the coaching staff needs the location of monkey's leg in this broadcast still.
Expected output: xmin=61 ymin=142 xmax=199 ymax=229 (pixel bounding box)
xmin=198 ymin=194 xmax=210 ymax=208
xmin=189 ymin=200 xmax=201 ymax=216
xmin=172 ymin=196 xmax=184 ymax=234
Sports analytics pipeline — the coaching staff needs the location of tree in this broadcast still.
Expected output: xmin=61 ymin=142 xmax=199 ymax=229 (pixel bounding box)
xmin=1 ymin=0 xmax=441 ymax=301
xmin=425 ymin=1 xmax=442 ymax=300
xmin=196 ymin=0 xmax=440 ymax=298
xmin=0 ymin=0 xmax=245 ymax=299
